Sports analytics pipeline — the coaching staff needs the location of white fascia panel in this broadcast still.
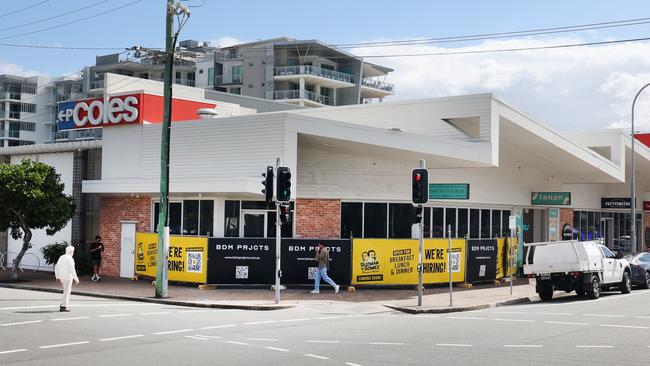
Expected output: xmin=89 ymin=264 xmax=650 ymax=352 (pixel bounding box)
xmin=82 ymin=177 xmax=265 ymax=197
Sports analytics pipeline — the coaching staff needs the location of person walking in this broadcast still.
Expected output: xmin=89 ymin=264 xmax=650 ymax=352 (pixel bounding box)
xmin=89 ymin=235 xmax=104 ymax=282
xmin=55 ymin=245 xmax=79 ymax=312
xmin=311 ymin=242 xmax=340 ymax=294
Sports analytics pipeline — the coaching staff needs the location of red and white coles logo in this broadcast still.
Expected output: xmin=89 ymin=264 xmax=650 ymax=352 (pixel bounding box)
xmin=57 ymin=94 xmax=140 ymax=130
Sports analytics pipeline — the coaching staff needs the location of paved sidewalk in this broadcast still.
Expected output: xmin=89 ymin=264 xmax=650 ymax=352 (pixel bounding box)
xmin=0 ymin=269 xmax=540 ymax=312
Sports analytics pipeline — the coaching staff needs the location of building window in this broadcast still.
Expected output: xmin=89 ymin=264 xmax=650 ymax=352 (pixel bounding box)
xmin=492 ymin=210 xmax=501 ymax=238
xmin=341 ymin=202 xmax=362 ymax=239
xmin=153 ymin=200 xmax=214 ymax=236
xmin=207 ymin=67 xmax=214 ymax=86
xmin=480 ymin=209 xmax=491 ymax=238
xmin=445 ymin=208 xmax=456 ymax=237
xmin=199 ymin=69 xmax=204 ymax=74
xmin=224 ymin=200 xmax=240 ymax=237
xmin=230 ymin=87 xmax=241 ymax=95
xmin=501 ymin=210 xmax=511 ymax=237
xmin=183 ymin=200 xmax=199 ymax=235
xmin=232 ymin=65 xmax=242 ymax=83
xmin=200 ymin=200 xmax=214 ymax=236
xmin=389 ymin=203 xmax=413 ymax=239
xmin=469 ymin=209 xmax=480 ymax=238
xmin=432 ymin=207 xmax=444 ymax=238
xmin=457 ymin=208 xmax=468 ymax=238
xmin=364 ymin=203 xmax=387 ymax=238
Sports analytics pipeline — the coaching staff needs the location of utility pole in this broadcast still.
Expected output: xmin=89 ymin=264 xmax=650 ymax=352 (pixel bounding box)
xmin=631 ymin=83 xmax=650 ymax=253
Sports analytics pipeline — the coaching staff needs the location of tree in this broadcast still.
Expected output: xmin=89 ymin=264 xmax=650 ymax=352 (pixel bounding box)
xmin=0 ymin=159 xmax=75 ymax=280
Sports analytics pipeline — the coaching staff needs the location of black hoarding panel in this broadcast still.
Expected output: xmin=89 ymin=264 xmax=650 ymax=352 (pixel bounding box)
xmin=207 ymin=238 xmax=275 ymax=284
xmin=282 ymin=239 xmax=351 ymax=285
xmin=466 ymin=239 xmax=497 ymax=283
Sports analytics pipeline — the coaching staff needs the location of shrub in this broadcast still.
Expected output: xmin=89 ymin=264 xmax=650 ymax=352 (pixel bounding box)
xmin=41 ymin=242 xmax=68 ymax=267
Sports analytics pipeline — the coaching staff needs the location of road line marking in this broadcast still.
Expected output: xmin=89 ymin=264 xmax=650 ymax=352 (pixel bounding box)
xmin=345 ymin=363 xmax=363 ymax=366
xmin=98 ymin=313 xmax=134 ymax=318
xmin=186 ymin=336 xmax=209 ymax=340
xmin=39 ymin=341 xmax=90 ymax=349
xmin=315 ymin=316 xmax=342 ymax=320
xmin=492 ymin=311 xmax=526 ymax=314
xmin=226 ymin=341 xmax=249 ymax=346
xmin=0 ymin=320 xmax=43 ymax=327
xmin=600 ymin=324 xmax=648 ymax=329
xmin=576 ymin=345 xmax=613 ymax=348
xmin=100 ymin=335 xmax=145 ymax=342
xmin=201 ymin=324 xmax=237 ymax=330
xmin=0 ymin=349 xmax=27 ymax=355
xmin=265 ymin=347 xmax=290 ymax=352
xmin=194 ymin=335 xmax=222 ymax=339
xmin=369 ymin=342 xmax=404 ymax=345
xmin=0 ymin=303 xmax=158 ymax=311
xmin=447 ymin=316 xmax=484 ymax=320
xmin=307 ymin=340 xmax=339 ymax=343
xmin=281 ymin=318 xmax=310 ymax=322
xmin=494 ymin=318 xmax=534 ymax=322
xmin=583 ymin=314 xmax=624 ymax=318
xmin=503 ymin=345 xmax=542 ymax=348
xmin=437 ymin=343 xmax=472 ymax=347
xmin=545 ymin=321 xmax=589 ymax=326
xmin=51 ymin=316 xmax=90 ymax=321
xmin=304 ymin=354 xmax=329 ymax=360
xmin=635 ymin=316 xmax=650 ymax=319
xmin=141 ymin=311 xmax=171 ymax=315
xmin=536 ymin=312 xmax=574 ymax=316
xmin=248 ymin=338 xmax=279 ymax=342
xmin=153 ymin=329 xmax=194 ymax=335
xmin=244 ymin=321 xmax=276 ymax=325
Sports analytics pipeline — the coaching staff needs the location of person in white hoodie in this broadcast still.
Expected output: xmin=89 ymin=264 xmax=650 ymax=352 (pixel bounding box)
xmin=55 ymin=246 xmax=79 ymax=312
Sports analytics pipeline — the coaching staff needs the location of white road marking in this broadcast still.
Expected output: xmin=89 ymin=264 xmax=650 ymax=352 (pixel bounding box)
xmin=39 ymin=341 xmax=90 ymax=349
xmin=345 ymin=363 xmax=363 ymax=366
xmin=0 ymin=303 xmax=157 ymax=311
xmin=494 ymin=318 xmax=534 ymax=323
xmin=307 ymin=340 xmax=339 ymax=343
xmin=281 ymin=318 xmax=310 ymax=322
xmin=0 ymin=349 xmax=27 ymax=355
xmin=315 ymin=316 xmax=342 ymax=320
xmin=244 ymin=321 xmax=276 ymax=325
xmin=0 ymin=320 xmax=43 ymax=327
xmin=141 ymin=311 xmax=171 ymax=315
xmin=600 ymin=324 xmax=648 ymax=329
xmin=186 ymin=336 xmax=209 ymax=340
xmin=51 ymin=316 xmax=90 ymax=321
xmin=503 ymin=345 xmax=542 ymax=348
xmin=536 ymin=312 xmax=574 ymax=316
xmin=583 ymin=314 xmax=624 ymax=318
xmin=153 ymin=329 xmax=194 ymax=335
xmin=201 ymin=324 xmax=237 ymax=330
xmin=369 ymin=342 xmax=404 ymax=345
xmin=248 ymin=338 xmax=279 ymax=342
xmin=304 ymin=354 xmax=329 ymax=360
xmin=576 ymin=345 xmax=614 ymax=348
xmin=100 ymin=335 xmax=145 ymax=342
xmin=436 ymin=343 xmax=472 ymax=347
xmin=265 ymin=347 xmax=290 ymax=352
xmin=545 ymin=321 xmax=589 ymax=326
xmin=226 ymin=341 xmax=249 ymax=346
xmin=636 ymin=316 xmax=650 ymax=319
xmin=193 ymin=335 xmax=222 ymax=339
xmin=446 ymin=316 xmax=484 ymax=320
xmin=98 ymin=313 xmax=134 ymax=318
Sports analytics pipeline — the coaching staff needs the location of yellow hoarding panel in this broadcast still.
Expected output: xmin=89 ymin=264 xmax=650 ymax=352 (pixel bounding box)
xmin=496 ymin=237 xmax=517 ymax=279
xmin=496 ymin=238 xmax=505 ymax=279
xmin=352 ymin=238 xmax=465 ymax=285
xmin=135 ymin=232 xmax=207 ymax=283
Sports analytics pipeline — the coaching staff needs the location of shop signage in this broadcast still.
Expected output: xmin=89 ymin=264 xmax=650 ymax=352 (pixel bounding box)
xmin=134 ymin=232 xmax=207 ymax=283
xmin=207 ymin=238 xmax=275 ymax=284
xmin=601 ymin=198 xmax=632 ymax=209
xmin=281 ymin=239 xmax=351 ymax=285
xmin=57 ymin=94 xmax=141 ymax=130
xmin=531 ymin=192 xmax=571 ymax=206
xmin=428 ymin=183 xmax=470 ymax=199
xmin=644 ymin=201 xmax=650 ymax=211
xmin=466 ymin=239 xmax=497 ymax=283
xmin=548 ymin=208 xmax=560 ymax=241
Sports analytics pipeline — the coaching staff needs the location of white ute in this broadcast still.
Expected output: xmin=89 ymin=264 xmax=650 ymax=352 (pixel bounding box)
xmin=523 ymin=240 xmax=632 ymax=301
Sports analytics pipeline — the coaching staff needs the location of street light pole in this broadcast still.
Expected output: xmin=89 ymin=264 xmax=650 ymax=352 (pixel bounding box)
xmin=631 ymin=82 xmax=650 ymax=253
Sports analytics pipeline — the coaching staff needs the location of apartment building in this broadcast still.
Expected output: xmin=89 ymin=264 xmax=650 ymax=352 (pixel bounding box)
xmin=0 ymin=75 xmax=52 ymax=147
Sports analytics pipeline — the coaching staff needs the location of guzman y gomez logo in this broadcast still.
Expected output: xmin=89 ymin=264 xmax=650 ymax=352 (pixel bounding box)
xmin=57 ymin=94 xmax=140 ymax=130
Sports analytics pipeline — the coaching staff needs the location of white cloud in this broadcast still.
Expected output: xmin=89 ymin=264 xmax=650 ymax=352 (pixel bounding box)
xmin=0 ymin=59 xmax=42 ymax=77
xmin=211 ymin=36 xmax=246 ymax=48
xmin=351 ymin=37 xmax=650 ymax=132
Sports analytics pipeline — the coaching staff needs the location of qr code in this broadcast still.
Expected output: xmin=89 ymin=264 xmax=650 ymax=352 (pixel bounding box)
xmin=307 ymin=267 xmax=319 ymax=280
xmin=236 ymin=266 xmax=249 ymax=279
xmin=479 ymin=264 xmax=486 ymax=277
xmin=450 ymin=252 xmax=460 ymax=273
xmin=187 ymin=252 xmax=202 ymax=273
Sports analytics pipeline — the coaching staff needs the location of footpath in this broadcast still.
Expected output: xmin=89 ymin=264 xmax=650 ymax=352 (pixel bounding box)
xmin=0 ymin=270 xmax=542 ymax=313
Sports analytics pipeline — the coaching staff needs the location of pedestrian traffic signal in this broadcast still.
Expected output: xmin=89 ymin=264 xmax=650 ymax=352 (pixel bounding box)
xmin=276 ymin=166 xmax=291 ymax=202
xmin=413 ymin=205 xmax=424 ymax=224
xmin=412 ymin=168 xmax=428 ymax=204
xmin=280 ymin=204 xmax=291 ymax=225
xmin=261 ymin=166 xmax=274 ymax=204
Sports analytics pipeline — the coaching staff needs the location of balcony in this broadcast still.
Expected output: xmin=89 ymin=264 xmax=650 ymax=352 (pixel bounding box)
xmin=6 ymin=130 xmax=20 ymax=138
xmin=361 ymin=78 xmax=394 ymax=98
xmin=273 ymin=65 xmax=355 ymax=88
xmin=55 ymin=128 xmax=103 ymax=141
xmin=270 ymin=89 xmax=333 ymax=107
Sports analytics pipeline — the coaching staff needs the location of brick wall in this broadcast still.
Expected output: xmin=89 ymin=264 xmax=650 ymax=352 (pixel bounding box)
xmin=560 ymin=208 xmax=574 ymax=239
xmin=99 ymin=196 xmax=151 ymax=277
xmin=295 ymin=199 xmax=341 ymax=239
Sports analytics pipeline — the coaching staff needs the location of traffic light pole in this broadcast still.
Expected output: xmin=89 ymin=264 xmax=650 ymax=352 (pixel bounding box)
xmin=417 ymin=159 xmax=425 ymax=307
xmin=275 ymin=157 xmax=282 ymax=304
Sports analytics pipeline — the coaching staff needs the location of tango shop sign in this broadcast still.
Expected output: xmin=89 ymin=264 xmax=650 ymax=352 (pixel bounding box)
xmin=57 ymin=94 xmax=140 ymax=130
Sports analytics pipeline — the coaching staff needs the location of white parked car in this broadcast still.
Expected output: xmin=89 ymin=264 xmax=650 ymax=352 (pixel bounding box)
xmin=523 ymin=240 xmax=632 ymax=301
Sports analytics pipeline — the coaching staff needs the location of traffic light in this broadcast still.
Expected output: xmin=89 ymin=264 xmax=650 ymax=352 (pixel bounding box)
xmin=279 ymin=204 xmax=291 ymax=225
xmin=276 ymin=166 xmax=291 ymax=202
xmin=413 ymin=205 xmax=424 ymax=224
xmin=411 ymin=168 xmax=428 ymax=204
xmin=261 ymin=166 xmax=274 ymax=204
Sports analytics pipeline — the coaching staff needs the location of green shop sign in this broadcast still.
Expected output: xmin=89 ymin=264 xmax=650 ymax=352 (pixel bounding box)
xmin=531 ymin=192 xmax=571 ymax=206
xmin=428 ymin=183 xmax=470 ymax=200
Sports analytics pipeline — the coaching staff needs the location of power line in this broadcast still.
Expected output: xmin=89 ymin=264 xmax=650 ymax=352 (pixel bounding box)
xmin=0 ymin=0 xmax=143 ymax=41
xmin=0 ymin=0 xmax=109 ymax=33
xmin=0 ymin=0 xmax=49 ymax=19
xmin=0 ymin=42 xmax=125 ymax=50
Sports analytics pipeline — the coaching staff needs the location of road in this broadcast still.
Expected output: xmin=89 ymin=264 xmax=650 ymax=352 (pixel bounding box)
xmin=1 ymin=286 xmax=650 ymax=365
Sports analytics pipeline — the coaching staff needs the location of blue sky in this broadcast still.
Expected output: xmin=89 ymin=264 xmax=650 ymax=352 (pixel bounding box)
xmin=2 ymin=0 xmax=650 ymax=131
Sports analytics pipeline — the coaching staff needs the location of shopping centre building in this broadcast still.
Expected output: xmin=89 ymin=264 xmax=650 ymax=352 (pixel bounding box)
xmin=2 ymin=74 xmax=650 ymax=280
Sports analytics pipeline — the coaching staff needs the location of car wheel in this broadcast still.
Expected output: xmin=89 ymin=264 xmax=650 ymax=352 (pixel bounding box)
xmin=621 ymin=272 xmax=632 ymax=294
xmin=539 ymin=285 xmax=553 ymax=301
xmin=643 ymin=272 xmax=650 ymax=290
xmin=587 ymin=276 xmax=600 ymax=299
xmin=575 ymin=288 xmax=586 ymax=297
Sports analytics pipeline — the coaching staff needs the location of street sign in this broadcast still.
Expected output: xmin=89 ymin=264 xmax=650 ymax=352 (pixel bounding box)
xmin=428 ymin=183 xmax=469 ymax=200
xmin=531 ymin=192 xmax=571 ymax=206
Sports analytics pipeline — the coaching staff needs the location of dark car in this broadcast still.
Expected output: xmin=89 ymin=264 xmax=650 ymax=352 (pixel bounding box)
xmin=623 ymin=253 xmax=650 ymax=288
